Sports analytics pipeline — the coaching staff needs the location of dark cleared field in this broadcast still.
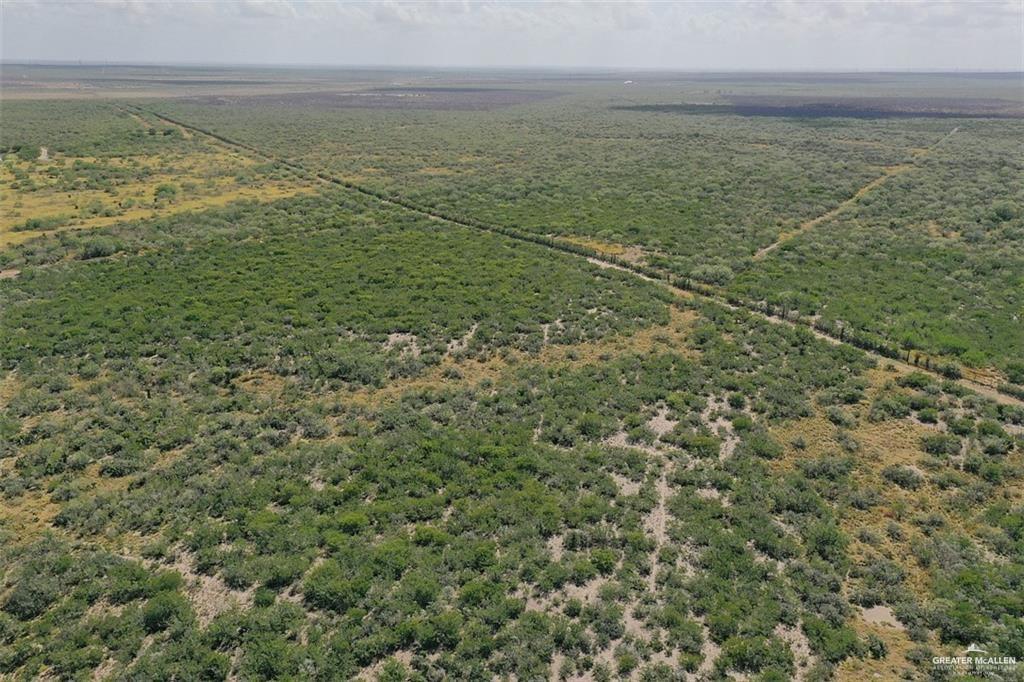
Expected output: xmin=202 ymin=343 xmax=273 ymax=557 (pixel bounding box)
xmin=615 ymin=96 xmax=1024 ymax=119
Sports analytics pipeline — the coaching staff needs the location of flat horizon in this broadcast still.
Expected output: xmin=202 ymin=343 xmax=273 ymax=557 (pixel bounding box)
xmin=2 ymin=60 xmax=1022 ymax=76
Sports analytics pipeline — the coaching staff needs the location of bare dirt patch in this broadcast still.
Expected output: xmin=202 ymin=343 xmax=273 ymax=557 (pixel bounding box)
xmin=384 ymin=332 xmax=422 ymax=357
xmin=700 ymin=396 xmax=740 ymax=459
xmin=91 ymin=656 xmax=119 ymax=681
xmin=647 ymin=405 xmax=678 ymax=438
xmin=547 ymin=534 xmax=565 ymax=562
xmin=355 ymin=650 xmax=413 ymax=681
xmin=446 ymin=323 xmax=478 ymax=356
xmin=643 ymin=456 xmax=675 ymax=592
xmin=170 ymin=549 xmax=254 ymax=627
xmin=696 ymin=624 xmax=722 ymax=677
xmin=775 ymin=623 xmax=816 ymax=681
xmin=696 ymin=486 xmax=730 ymax=507
xmin=860 ymin=605 xmax=904 ymax=630
xmin=604 ymin=430 xmax=660 ymax=456
xmin=609 ymin=471 xmax=642 ymax=496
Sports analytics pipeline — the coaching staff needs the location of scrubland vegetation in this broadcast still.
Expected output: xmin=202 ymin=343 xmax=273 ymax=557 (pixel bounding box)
xmin=150 ymin=79 xmax=1023 ymax=378
xmin=729 ymin=121 xmax=1024 ymax=373
xmin=0 ymin=102 xmax=310 ymax=247
xmin=1 ymin=67 xmax=1022 ymax=680
xmin=154 ymin=94 xmax=915 ymax=276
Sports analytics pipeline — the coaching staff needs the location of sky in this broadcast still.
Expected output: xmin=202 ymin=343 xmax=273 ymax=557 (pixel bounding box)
xmin=2 ymin=1 xmax=1022 ymax=72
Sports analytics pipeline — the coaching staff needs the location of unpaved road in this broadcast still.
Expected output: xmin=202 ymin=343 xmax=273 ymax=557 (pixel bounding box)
xmin=753 ymin=126 xmax=959 ymax=261
xmin=130 ymin=107 xmax=1021 ymax=407
xmin=753 ymin=165 xmax=909 ymax=260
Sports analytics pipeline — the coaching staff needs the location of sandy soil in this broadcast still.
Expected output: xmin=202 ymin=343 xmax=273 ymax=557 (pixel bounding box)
xmin=860 ymin=605 xmax=904 ymax=629
xmin=170 ymin=549 xmax=255 ymax=627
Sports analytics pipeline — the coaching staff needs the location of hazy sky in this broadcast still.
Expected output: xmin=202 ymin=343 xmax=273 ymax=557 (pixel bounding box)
xmin=3 ymin=1 xmax=1022 ymax=71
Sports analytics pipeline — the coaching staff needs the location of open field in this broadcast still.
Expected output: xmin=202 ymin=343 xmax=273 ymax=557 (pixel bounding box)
xmin=1 ymin=66 xmax=1022 ymax=681
xmin=0 ymin=103 xmax=311 ymax=248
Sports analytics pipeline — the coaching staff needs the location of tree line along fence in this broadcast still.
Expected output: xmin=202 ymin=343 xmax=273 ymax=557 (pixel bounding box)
xmin=133 ymin=106 xmax=1023 ymax=400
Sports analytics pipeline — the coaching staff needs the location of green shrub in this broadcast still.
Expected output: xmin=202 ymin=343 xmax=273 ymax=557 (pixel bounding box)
xmin=80 ymin=237 xmax=122 ymax=260
xmin=142 ymin=592 xmax=191 ymax=632
xmin=742 ymin=432 xmax=784 ymax=459
xmin=921 ymin=434 xmax=961 ymax=457
xmin=2 ymin=575 xmax=58 ymax=621
xmin=715 ymin=635 xmax=793 ymax=675
xmin=303 ymin=560 xmax=368 ymax=612
xmin=882 ymin=465 xmax=923 ymax=490
xmin=803 ymin=617 xmax=862 ymax=662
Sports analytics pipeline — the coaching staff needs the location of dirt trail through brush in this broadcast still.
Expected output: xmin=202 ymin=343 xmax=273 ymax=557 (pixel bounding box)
xmin=130 ymin=108 xmax=1019 ymax=407
xmin=753 ymin=165 xmax=909 ymax=260
xmin=753 ymin=125 xmax=958 ymax=261
xmin=120 ymin=106 xmax=193 ymax=139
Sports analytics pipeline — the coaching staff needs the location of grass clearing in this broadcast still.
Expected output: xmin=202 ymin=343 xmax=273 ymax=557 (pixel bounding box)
xmin=0 ymin=148 xmax=314 ymax=247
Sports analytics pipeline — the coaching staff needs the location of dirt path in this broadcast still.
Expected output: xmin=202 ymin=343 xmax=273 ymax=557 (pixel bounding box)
xmin=119 ymin=106 xmax=193 ymax=139
xmin=927 ymin=125 xmax=959 ymax=151
xmin=645 ymin=461 xmax=672 ymax=590
xmin=130 ymin=108 xmax=1020 ymax=408
xmin=753 ymin=164 xmax=909 ymax=260
xmin=752 ymin=126 xmax=958 ymax=261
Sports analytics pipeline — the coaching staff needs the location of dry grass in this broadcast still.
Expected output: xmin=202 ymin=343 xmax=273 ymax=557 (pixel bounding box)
xmin=558 ymin=235 xmax=651 ymax=267
xmin=558 ymin=236 xmax=628 ymax=256
xmin=416 ymin=166 xmax=458 ymax=176
xmin=836 ymin=618 xmax=918 ymax=682
xmin=0 ymin=149 xmax=315 ymax=247
xmin=0 ymin=371 xmax=20 ymax=408
xmin=768 ymin=361 xmax=1023 ymax=678
xmin=236 ymin=369 xmax=291 ymax=397
xmin=0 ymin=488 xmax=61 ymax=541
xmin=769 ymin=366 xmax=945 ymax=599
xmin=338 ymin=305 xmax=698 ymax=410
xmin=0 ymin=457 xmax=141 ymax=547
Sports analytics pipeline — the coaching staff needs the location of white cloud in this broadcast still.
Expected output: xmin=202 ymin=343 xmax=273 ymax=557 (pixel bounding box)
xmin=2 ymin=0 xmax=1020 ymax=69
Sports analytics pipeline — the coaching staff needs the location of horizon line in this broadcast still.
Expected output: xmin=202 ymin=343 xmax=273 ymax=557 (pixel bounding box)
xmin=2 ymin=60 xmax=1022 ymax=75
